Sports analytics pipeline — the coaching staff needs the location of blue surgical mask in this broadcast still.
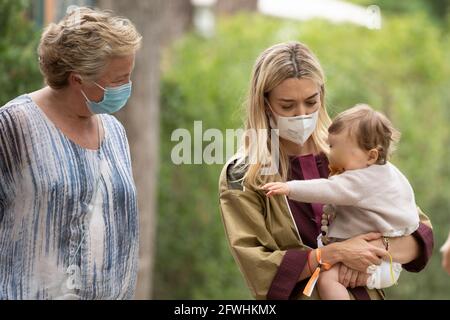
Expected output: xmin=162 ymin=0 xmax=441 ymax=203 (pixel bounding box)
xmin=81 ymin=81 xmax=132 ymax=114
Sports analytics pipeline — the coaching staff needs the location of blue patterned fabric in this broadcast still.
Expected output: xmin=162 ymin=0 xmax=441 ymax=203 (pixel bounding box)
xmin=0 ymin=94 xmax=139 ymax=299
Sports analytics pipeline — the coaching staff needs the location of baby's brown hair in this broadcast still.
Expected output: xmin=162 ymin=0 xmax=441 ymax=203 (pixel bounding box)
xmin=328 ymin=104 xmax=401 ymax=164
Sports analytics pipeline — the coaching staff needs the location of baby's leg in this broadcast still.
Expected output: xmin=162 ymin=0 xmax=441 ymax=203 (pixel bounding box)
xmin=317 ymin=263 xmax=350 ymax=300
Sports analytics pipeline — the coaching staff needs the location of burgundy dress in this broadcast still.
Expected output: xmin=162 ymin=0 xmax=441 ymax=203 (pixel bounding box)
xmin=267 ymin=153 xmax=434 ymax=300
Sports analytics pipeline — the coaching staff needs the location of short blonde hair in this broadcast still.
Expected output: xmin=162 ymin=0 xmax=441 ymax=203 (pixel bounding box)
xmin=328 ymin=104 xmax=401 ymax=164
xmin=38 ymin=7 xmax=142 ymax=89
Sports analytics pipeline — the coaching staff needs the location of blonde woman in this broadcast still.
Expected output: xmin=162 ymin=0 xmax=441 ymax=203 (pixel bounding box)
xmin=0 ymin=8 xmax=141 ymax=299
xmin=218 ymin=41 xmax=434 ymax=300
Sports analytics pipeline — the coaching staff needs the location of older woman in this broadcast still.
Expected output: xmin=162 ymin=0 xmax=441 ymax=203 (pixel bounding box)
xmin=0 ymin=7 xmax=141 ymax=299
xmin=219 ymin=41 xmax=434 ymax=300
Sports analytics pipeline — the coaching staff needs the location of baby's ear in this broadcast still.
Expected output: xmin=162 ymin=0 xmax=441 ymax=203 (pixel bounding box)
xmin=367 ymin=148 xmax=379 ymax=165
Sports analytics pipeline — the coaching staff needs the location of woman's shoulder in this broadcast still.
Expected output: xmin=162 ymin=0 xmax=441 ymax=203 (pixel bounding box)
xmin=0 ymin=94 xmax=34 ymax=121
xmin=0 ymin=95 xmax=34 ymax=168
xmin=219 ymin=154 xmax=248 ymax=193
xmin=1 ymin=94 xmax=32 ymax=108
xmin=0 ymin=95 xmax=37 ymax=136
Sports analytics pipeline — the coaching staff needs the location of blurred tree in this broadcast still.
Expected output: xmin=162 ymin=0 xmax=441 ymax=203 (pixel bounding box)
xmin=216 ymin=0 xmax=257 ymax=15
xmin=97 ymin=0 xmax=192 ymax=300
xmin=0 ymin=0 xmax=42 ymax=106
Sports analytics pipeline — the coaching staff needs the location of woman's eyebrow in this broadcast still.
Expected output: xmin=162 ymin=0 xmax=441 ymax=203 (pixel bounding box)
xmin=305 ymin=92 xmax=319 ymax=100
xmin=277 ymin=98 xmax=296 ymax=102
xmin=277 ymin=92 xmax=319 ymax=102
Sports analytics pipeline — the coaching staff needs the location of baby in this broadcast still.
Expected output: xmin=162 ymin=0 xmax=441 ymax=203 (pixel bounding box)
xmin=263 ymin=104 xmax=420 ymax=300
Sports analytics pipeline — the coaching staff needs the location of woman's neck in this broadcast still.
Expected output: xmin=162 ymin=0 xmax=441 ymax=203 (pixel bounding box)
xmin=30 ymin=87 xmax=100 ymax=137
xmin=31 ymin=87 xmax=94 ymax=124
xmin=48 ymin=87 xmax=91 ymax=121
xmin=281 ymin=137 xmax=319 ymax=157
xmin=30 ymin=87 xmax=103 ymax=150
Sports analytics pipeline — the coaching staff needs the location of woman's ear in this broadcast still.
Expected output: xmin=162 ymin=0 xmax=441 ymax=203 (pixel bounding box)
xmin=69 ymin=73 xmax=83 ymax=89
xmin=367 ymin=148 xmax=379 ymax=165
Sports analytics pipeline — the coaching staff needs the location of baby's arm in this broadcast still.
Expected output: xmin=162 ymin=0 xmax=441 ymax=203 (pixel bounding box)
xmin=279 ymin=173 xmax=364 ymax=206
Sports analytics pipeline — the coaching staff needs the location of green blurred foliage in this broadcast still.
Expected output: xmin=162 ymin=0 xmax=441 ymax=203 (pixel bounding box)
xmin=156 ymin=11 xmax=450 ymax=299
xmin=0 ymin=0 xmax=42 ymax=106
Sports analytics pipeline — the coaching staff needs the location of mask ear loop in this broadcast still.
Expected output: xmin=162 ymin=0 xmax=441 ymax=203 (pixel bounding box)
xmin=264 ymin=97 xmax=277 ymax=128
xmin=77 ymin=76 xmax=91 ymax=104
xmin=264 ymin=97 xmax=272 ymax=113
xmin=78 ymin=75 xmax=106 ymax=91
xmin=93 ymin=82 xmax=106 ymax=91
xmin=77 ymin=75 xmax=104 ymax=101
xmin=80 ymin=89 xmax=90 ymax=102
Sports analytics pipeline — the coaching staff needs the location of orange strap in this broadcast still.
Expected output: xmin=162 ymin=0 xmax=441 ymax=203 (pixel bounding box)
xmin=317 ymin=249 xmax=332 ymax=271
xmin=303 ymin=249 xmax=332 ymax=297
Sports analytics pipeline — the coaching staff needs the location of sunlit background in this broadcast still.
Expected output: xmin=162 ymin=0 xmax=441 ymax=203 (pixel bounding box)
xmin=1 ymin=0 xmax=449 ymax=299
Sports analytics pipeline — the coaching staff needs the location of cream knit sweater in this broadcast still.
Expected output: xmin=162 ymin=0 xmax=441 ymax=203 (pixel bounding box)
xmin=286 ymin=162 xmax=420 ymax=238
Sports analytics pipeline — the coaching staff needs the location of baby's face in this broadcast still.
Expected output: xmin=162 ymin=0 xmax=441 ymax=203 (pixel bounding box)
xmin=327 ymin=130 xmax=370 ymax=172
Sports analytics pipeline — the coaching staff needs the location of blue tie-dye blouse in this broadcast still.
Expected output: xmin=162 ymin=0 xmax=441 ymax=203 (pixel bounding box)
xmin=0 ymin=94 xmax=139 ymax=300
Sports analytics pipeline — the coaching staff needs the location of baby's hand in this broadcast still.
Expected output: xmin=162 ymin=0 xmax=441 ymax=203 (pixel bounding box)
xmin=262 ymin=182 xmax=290 ymax=197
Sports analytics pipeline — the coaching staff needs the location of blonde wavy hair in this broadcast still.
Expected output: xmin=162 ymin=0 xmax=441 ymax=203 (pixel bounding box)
xmin=238 ymin=41 xmax=332 ymax=188
xmin=38 ymin=7 xmax=142 ymax=89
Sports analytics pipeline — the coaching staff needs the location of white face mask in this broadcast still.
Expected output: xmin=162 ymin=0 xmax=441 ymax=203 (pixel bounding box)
xmin=268 ymin=102 xmax=319 ymax=146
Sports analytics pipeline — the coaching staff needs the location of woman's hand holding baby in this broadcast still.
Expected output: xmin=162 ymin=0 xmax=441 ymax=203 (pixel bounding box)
xmin=331 ymin=232 xmax=389 ymax=273
xmin=338 ymin=264 xmax=369 ymax=288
